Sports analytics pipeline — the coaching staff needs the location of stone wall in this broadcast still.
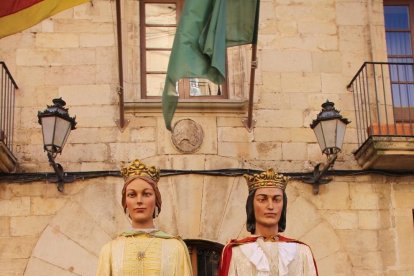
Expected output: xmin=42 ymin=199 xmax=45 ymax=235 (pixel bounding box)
xmin=0 ymin=0 xmax=413 ymax=275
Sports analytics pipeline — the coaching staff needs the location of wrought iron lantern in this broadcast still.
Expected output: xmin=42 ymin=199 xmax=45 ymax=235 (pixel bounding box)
xmin=304 ymin=100 xmax=350 ymax=194
xmin=38 ymin=98 xmax=76 ymax=192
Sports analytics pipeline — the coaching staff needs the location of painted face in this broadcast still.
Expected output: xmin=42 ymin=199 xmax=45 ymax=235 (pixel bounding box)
xmin=253 ymin=187 xmax=284 ymax=229
xmin=125 ymin=178 xmax=156 ymax=228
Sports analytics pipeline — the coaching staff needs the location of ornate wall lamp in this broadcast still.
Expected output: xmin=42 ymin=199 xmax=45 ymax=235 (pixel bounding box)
xmin=304 ymin=100 xmax=350 ymax=194
xmin=38 ymin=98 xmax=77 ymax=192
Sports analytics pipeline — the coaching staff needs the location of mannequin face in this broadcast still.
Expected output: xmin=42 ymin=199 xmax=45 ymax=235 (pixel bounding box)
xmin=253 ymin=187 xmax=284 ymax=232
xmin=125 ymin=178 xmax=156 ymax=228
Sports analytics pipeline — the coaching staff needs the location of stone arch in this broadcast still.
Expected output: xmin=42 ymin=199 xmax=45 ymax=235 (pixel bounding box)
xmin=25 ymin=156 xmax=352 ymax=275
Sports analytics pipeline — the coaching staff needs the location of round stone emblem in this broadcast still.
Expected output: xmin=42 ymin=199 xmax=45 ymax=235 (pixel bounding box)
xmin=171 ymin=119 xmax=204 ymax=153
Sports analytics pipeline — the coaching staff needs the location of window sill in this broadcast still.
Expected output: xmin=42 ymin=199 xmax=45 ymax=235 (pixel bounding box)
xmin=124 ymin=99 xmax=248 ymax=113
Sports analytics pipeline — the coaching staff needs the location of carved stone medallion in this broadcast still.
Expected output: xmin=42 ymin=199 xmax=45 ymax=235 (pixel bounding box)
xmin=171 ymin=119 xmax=204 ymax=153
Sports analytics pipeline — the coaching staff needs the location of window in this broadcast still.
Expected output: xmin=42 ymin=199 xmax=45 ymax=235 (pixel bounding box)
xmin=184 ymin=239 xmax=223 ymax=276
xmin=384 ymin=1 xmax=414 ymax=122
xmin=139 ymin=0 xmax=227 ymax=100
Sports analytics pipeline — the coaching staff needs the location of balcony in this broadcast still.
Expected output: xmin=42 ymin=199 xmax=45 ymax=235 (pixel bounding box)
xmin=0 ymin=61 xmax=18 ymax=172
xmin=348 ymin=62 xmax=414 ymax=170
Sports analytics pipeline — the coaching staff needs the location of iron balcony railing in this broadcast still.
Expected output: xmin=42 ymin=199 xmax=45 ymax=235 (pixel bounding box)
xmin=0 ymin=61 xmax=18 ymax=154
xmin=347 ymin=62 xmax=414 ymax=147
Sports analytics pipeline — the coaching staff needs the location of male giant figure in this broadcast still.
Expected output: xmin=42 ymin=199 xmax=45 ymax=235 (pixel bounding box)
xmin=219 ymin=169 xmax=318 ymax=276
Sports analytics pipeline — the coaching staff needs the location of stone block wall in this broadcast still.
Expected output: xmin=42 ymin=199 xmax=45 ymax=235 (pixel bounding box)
xmin=0 ymin=0 xmax=413 ymax=275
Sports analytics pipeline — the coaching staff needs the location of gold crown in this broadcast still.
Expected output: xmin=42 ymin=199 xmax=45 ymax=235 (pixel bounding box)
xmin=121 ymin=159 xmax=160 ymax=183
xmin=244 ymin=169 xmax=289 ymax=192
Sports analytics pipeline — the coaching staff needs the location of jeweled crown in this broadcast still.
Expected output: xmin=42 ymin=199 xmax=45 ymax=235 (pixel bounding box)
xmin=121 ymin=159 xmax=160 ymax=183
xmin=244 ymin=168 xmax=289 ymax=192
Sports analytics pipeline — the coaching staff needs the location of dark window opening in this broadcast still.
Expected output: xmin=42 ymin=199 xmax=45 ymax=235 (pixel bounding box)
xmin=184 ymin=239 xmax=224 ymax=276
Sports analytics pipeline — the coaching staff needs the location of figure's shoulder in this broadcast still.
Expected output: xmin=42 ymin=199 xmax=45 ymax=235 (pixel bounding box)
xmin=278 ymin=235 xmax=314 ymax=252
xmin=278 ymin=234 xmax=307 ymax=244
xmin=226 ymin=236 xmax=258 ymax=246
xmin=154 ymin=231 xmax=188 ymax=248
xmin=154 ymin=230 xmax=177 ymax=239
xmin=278 ymin=234 xmax=299 ymax=242
xmin=99 ymin=237 xmax=124 ymax=255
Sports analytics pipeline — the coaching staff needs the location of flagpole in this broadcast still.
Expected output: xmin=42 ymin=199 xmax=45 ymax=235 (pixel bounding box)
xmin=115 ymin=0 xmax=128 ymax=131
xmin=242 ymin=0 xmax=260 ymax=132
xmin=244 ymin=44 xmax=258 ymax=131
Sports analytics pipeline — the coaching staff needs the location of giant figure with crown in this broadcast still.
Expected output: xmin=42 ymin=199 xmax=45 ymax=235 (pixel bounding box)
xmin=96 ymin=160 xmax=193 ymax=276
xmin=218 ymin=169 xmax=318 ymax=276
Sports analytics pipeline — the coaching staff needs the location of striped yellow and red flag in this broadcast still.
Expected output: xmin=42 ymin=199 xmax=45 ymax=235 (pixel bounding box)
xmin=0 ymin=0 xmax=90 ymax=39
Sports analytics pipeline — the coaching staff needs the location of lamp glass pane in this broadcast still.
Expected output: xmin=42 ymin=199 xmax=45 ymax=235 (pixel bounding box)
xmin=54 ymin=117 xmax=72 ymax=149
xmin=335 ymin=120 xmax=347 ymax=149
xmin=320 ymin=119 xmax=338 ymax=149
xmin=41 ymin=116 xmax=56 ymax=151
xmin=312 ymin=123 xmax=326 ymax=152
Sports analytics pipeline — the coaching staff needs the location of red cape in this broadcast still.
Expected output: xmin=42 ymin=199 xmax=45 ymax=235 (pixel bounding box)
xmin=218 ymin=235 xmax=318 ymax=276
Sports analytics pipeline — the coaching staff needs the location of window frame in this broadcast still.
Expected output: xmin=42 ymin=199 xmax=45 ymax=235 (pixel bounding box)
xmin=139 ymin=0 xmax=229 ymax=101
xmin=383 ymin=0 xmax=414 ymax=60
xmin=383 ymin=0 xmax=414 ymax=122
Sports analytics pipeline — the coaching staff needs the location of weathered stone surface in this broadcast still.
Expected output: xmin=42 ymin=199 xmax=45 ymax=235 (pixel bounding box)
xmin=79 ymin=33 xmax=114 ymax=47
xmin=336 ymin=2 xmax=367 ymax=26
xmin=358 ymin=210 xmax=391 ymax=230
xmin=72 ymin=180 xmax=129 ymax=237
xmin=155 ymin=178 xmax=179 ymax=236
xmin=49 ymin=200 xmax=112 ymax=255
xmin=393 ymin=190 xmax=414 ymax=209
xmin=0 ymin=217 xmax=9 ymax=237
xmin=25 ymin=257 xmax=76 ymax=276
xmin=350 ymin=183 xmax=381 ymax=210
xmin=11 ymin=215 xmax=52 ymax=237
xmin=285 ymin=197 xmax=321 ymax=238
xmin=217 ymin=178 xmax=249 ymax=244
xmin=280 ymin=72 xmax=321 ymax=93
xmin=322 ymin=211 xmax=358 ymax=230
xmin=261 ymin=50 xmax=312 ymax=72
xmin=301 ymin=221 xmax=341 ymax=260
xmin=218 ymin=127 xmax=254 ymax=143
xmin=200 ymin=176 xmax=234 ymax=240
xmin=171 ymin=174 xmax=204 ymax=239
xmin=394 ymin=211 xmax=414 ymax=267
xmin=59 ymin=84 xmax=113 ymax=105
xmin=0 ymin=258 xmax=27 ymax=276
xmin=0 ymin=237 xmax=37 ymax=258
xmin=31 ymin=197 xmax=68 ymax=216
xmin=281 ymin=142 xmax=307 ymax=160
xmin=337 ymin=229 xmax=379 ymax=254
xmin=32 ymin=226 xmax=98 ymax=275
xmin=316 ymin=251 xmax=353 ymax=276
xmin=0 ymin=198 xmax=30 ymax=216
xmin=109 ymin=142 xmax=156 ymax=162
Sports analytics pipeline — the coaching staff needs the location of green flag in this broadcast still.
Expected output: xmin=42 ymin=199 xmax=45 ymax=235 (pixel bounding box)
xmin=162 ymin=0 xmax=260 ymax=130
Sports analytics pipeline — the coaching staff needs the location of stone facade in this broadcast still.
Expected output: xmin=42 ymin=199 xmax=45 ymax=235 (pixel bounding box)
xmin=0 ymin=0 xmax=413 ymax=275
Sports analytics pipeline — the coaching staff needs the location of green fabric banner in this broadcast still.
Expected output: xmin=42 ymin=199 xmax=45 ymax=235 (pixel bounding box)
xmin=162 ymin=0 xmax=259 ymax=130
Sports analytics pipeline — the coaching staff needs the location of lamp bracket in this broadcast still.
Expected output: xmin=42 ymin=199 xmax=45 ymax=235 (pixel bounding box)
xmin=302 ymin=154 xmax=337 ymax=195
xmin=47 ymin=152 xmax=74 ymax=192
